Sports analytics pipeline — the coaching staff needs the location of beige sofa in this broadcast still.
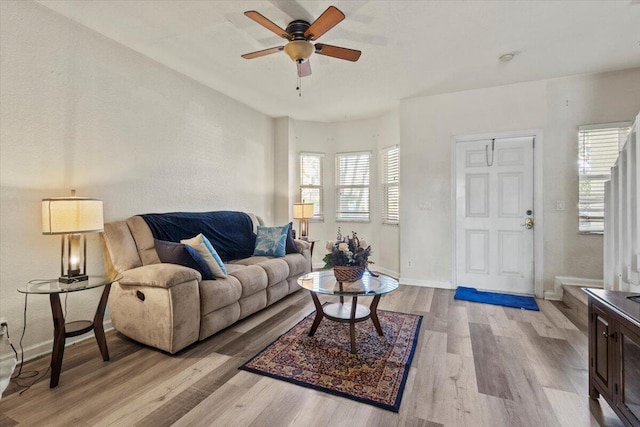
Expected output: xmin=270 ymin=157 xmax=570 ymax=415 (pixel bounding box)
xmin=101 ymin=213 xmax=311 ymax=353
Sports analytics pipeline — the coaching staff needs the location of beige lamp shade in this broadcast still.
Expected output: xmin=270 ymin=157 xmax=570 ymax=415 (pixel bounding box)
xmin=293 ymin=202 xmax=314 ymax=219
xmin=42 ymin=198 xmax=104 ymax=234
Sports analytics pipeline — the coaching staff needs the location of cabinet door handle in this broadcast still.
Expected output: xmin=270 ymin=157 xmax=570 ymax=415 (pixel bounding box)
xmin=603 ymin=331 xmax=616 ymax=340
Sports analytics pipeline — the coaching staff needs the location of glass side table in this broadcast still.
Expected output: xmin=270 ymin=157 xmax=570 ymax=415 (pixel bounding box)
xmin=18 ymin=276 xmax=118 ymax=388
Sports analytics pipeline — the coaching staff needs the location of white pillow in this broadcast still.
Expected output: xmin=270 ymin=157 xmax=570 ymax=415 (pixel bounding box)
xmin=181 ymin=233 xmax=227 ymax=278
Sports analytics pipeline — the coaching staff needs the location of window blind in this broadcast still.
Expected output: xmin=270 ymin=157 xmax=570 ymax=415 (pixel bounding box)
xmin=382 ymin=146 xmax=399 ymax=224
xmin=578 ymin=123 xmax=630 ymax=233
xmin=300 ymin=153 xmax=324 ymax=220
xmin=336 ymin=152 xmax=370 ymax=221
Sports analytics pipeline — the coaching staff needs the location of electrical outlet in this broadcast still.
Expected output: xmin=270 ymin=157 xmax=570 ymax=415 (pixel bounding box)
xmin=407 ymin=260 xmax=412 ymax=268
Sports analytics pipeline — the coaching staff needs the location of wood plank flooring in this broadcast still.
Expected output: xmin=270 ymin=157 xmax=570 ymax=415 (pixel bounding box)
xmin=0 ymin=286 xmax=627 ymax=426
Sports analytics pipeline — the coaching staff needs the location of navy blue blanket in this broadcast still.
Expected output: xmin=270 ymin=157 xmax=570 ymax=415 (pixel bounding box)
xmin=141 ymin=211 xmax=256 ymax=262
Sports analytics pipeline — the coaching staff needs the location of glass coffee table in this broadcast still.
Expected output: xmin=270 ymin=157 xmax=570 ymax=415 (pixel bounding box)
xmin=297 ymin=270 xmax=399 ymax=354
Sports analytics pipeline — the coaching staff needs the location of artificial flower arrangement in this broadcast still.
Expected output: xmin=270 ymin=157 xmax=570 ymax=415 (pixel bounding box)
xmin=323 ymin=228 xmax=374 ymax=281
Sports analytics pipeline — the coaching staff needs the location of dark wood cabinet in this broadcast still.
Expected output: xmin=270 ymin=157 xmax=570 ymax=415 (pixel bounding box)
xmin=585 ymin=288 xmax=640 ymax=427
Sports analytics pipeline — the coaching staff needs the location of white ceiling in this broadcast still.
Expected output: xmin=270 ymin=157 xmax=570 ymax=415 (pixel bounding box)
xmin=37 ymin=0 xmax=640 ymax=122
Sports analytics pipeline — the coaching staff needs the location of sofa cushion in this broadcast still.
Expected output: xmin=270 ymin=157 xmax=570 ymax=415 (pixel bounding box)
xmin=119 ymin=264 xmax=201 ymax=289
xmin=102 ymin=221 xmax=142 ymax=273
xmin=282 ymin=252 xmax=309 ymax=277
xmin=181 ymin=233 xmax=227 ymax=278
xmin=253 ymin=225 xmax=288 ymax=257
xmin=232 ymin=257 xmax=289 ymax=286
xmin=199 ymin=277 xmax=242 ymax=314
xmin=225 ymin=264 xmax=268 ymax=297
xmin=155 ymin=239 xmax=214 ymax=280
xmin=127 ymin=216 xmax=161 ymax=265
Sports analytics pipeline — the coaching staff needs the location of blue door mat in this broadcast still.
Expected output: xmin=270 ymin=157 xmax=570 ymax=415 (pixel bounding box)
xmin=454 ymin=286 xmax=539 ymax=311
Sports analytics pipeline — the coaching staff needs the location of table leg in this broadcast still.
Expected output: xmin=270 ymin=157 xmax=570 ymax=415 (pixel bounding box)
xmin=350 ymin=296 xmax=358 ymax=354
xmin=308 ymin=291 xmax=324 ymax=336
xmin=370 ymin=295 xmax=384 ymax=336
xmin=49 ymin=294 xmax=66 ymax=388
xmin=93 ymin=283 xmax=111 ymax=361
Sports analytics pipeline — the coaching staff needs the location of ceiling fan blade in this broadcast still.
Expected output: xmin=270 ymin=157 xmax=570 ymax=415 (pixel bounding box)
xmin=304 ymin=6 xmax=345 ymax=40
xmin=297 ymin=60 xmax=312 ymax=77
xmin=244 ymin=11 xmax=291 ymax=39
xmin=241 ymin=46 xmax=284 ymax=59
xmin=315 ymin=43 xmax=361 ymax=62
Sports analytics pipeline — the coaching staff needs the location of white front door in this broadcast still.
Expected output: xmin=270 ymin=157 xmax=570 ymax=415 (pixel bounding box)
xmin=455 ymin=136 xmax=535 ymax=295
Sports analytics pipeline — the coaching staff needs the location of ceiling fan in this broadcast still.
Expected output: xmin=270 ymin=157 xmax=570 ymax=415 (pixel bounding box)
xmin=241 ymin=6 xmax=361 ymax=78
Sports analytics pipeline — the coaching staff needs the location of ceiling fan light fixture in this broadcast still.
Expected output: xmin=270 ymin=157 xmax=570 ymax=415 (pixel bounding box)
xmin=284 ymin=40 xmax=314 ymax=62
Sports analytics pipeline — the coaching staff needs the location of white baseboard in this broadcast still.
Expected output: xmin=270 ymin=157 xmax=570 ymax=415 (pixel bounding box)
xmin=545 ymin=276 xmax=604 ymax=301
xmin=372 ymin=267 xmax=399 ymax=279
xmin=0 ymin=320 xmax=113 ymax=366
xmin=399 ymin=277 xmax=453 ymax=289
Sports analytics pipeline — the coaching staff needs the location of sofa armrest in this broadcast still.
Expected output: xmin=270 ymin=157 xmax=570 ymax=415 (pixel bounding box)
xmin=119 ymin=263 xmax=201 ymax=289
xmin=294 ymin=239 xmax=311 ymax=253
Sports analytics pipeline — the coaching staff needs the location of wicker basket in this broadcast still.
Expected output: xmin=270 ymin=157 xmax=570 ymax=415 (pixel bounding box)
xmin=333 ymin=265 xmax=365 ymax=282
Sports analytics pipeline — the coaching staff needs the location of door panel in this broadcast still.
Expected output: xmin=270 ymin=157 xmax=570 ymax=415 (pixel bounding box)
xmin=456 ymin=136 xmax=535 ymax=294
xmin=498 ymin=173 xmax=522 ymax=217
xmin=466 ymin=230 xmax=489 ymax=274
xmin=498 ymin=231 xmax=523 ymax=275
xmin=466 ymin=174 xmax=489 ymax=217
xmin=591 ymin=303 xmax=612 ymax=394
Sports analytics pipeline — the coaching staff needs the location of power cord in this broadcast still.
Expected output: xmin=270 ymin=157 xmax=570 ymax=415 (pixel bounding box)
xmin=10 ymin=281 xmax=58 ymax=395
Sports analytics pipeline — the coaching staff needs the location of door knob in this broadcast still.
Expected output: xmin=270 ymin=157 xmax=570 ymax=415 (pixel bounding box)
xmin=521 ymin=218 xmax=534 ymax=229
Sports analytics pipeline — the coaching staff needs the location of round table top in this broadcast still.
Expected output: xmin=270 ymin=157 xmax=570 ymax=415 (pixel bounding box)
xmin=297 ymin=270 xmax=399 ymax=297
xmin=18 ymin=276 xmax=117 ymax=295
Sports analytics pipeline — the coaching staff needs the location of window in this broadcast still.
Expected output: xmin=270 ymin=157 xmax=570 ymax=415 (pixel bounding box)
xmin=381 ymin=145 xmax=399 ymax=224
xmin=578 ymin=122 xmax=630 ymax=233
xmin=300 ymin=152 xmax=324 ymax=220
xmin=336 ymin=152 xmax=370 ymax=221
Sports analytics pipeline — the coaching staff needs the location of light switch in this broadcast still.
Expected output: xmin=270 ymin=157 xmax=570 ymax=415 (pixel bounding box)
xmin=556 ymin=200 xmax=565 ymax=211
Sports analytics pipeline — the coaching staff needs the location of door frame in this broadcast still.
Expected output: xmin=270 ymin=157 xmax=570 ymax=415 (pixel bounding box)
xmin=451 ymin=129 xmax=544 ymax=298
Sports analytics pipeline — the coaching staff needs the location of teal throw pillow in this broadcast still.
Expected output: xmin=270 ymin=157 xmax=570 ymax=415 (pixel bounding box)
xmin=254 ymin=225 xmax=288 ymax=257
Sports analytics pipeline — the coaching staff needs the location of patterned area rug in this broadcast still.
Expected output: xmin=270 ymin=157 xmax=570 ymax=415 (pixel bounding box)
xmin=240 ymin=309 xmax=422 ymax=412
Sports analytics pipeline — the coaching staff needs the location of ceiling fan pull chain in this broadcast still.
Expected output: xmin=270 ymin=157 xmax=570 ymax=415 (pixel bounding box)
xmin=485 ymin=138 xmax=495 ymax=167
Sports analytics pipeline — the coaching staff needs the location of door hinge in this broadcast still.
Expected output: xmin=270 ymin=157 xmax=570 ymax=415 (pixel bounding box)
xmin=615 ymin=383 xmax=619 ymax=394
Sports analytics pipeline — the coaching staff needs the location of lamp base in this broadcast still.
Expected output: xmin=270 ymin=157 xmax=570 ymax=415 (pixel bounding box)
xmin=58 ymin=274 xmax=88 ymax=284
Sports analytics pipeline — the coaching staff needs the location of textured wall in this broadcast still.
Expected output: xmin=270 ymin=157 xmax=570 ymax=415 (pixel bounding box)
xmin=0 ymin=1 xmax=275 ymax=360
xmin=544 ymin=70 xmax=640 ymax=289
xmin=400 ymin=68 xmax=640 ymax=292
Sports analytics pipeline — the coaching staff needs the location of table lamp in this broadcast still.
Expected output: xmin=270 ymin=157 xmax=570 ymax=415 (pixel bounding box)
xmin=293 ymin=202 xmax=314 ymax=239
xmin=42 ymin=191 xmax=104 ymax=283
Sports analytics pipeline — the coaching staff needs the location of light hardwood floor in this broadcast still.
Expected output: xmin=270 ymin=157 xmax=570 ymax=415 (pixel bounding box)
xmin=0 ymin=286 xmax=627 ymax=426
